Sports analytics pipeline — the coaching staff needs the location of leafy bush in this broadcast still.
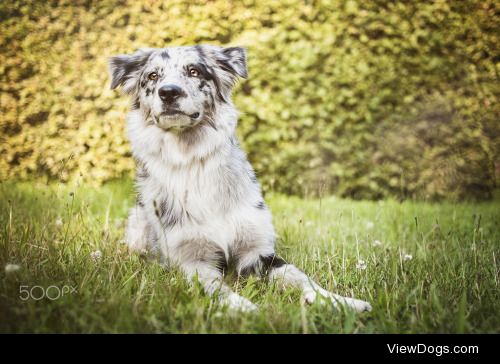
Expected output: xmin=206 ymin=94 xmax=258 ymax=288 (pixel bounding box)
xmin=1 ymin=0 xmax=498 ymax=200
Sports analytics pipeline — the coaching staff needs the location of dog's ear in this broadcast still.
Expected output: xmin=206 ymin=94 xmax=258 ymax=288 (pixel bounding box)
xmin=196 ymin=45 xmax=248 ymax=102
xmin=218 ymin=47 xmax=248 ymax=79
xmin=109 ymin=49 xmax=153 ymax=93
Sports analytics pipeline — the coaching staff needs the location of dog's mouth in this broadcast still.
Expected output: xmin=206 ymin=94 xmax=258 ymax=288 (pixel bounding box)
xmin=160 ymin=109 xmax=200 ymax=119
xmin=153 ymin=110 xmax=202 ymax=131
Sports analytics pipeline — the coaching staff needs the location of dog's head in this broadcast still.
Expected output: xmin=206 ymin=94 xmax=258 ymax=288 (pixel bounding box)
xmin=109 ymin=45 xmax=247 ymax=131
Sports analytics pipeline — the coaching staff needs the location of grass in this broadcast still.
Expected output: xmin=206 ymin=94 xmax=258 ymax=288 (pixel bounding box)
xmin=0 ymin=180 xmax=499 ymax=333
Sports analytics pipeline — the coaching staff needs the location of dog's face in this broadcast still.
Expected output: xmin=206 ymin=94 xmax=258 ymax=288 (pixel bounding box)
xmin=109 ymin=45 xmax=247 ymax=131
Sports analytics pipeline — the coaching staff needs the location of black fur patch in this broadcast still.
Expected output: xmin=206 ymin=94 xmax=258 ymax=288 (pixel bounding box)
xmin=132 ymin=97 xmax=141 ymax=110
xmin=194 ymin=46 xmax=227 ymax=103
xmin=214 ymin=250 xmax=228 ymax=275
xmin=160 ymin=50 xmax=170 ymax=60
xmin=256 ymin=201 xmax=266 ymax=210
xmin=216 ymin=58 xmax=236 ymax=77
xmin=157 ymin=197 xmax=180 ymax=228
xmin=239 ymin=254 xmax=287 ymax=277
xmin=259 ymin=254 xmax=287 ymax=273
xmin=207 ymin=68 xmax=226 ymax=102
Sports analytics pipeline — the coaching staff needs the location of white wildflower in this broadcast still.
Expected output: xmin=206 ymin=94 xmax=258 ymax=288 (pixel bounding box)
xmin=372 ymin=239 xmax=382 ymax=247
xmin=55 ymin=218 xmax=63 ymax=228
xmin=366 ymin=221 xmax=374 ymax=230
xmin=356 ymin=259 xmax=367 ymax=270
xmin=5 ymin=263 xmax=21 ymax=274
xmin=90 ymin=250 xmax=102 ymax=261
xmin=404 ymin=254 xmax=413 ymax=261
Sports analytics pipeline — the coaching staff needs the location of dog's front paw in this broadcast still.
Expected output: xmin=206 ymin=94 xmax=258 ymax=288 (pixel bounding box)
xmin=303 ymin=290 xmax=371 ymax=313
xmin=223 ymin=293 xmax=259 ymax=313
xmin=331 ymin=295 xmax=372 ymax=313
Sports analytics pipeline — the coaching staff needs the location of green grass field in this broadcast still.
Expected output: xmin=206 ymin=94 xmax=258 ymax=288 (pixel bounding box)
xmin=0 ymin=180 xmax=498 ymax=333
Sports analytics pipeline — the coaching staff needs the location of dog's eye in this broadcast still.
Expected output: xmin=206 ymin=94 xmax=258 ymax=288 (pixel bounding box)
xmin=189 ymin=68 xmax=199 ymax=77
xmin=148 ymin=72 xmax=158 ymax=81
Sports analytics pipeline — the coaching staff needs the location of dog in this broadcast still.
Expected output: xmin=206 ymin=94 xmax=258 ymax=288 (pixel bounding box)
xmin=108 ymin=45 xmax=371 ymax=312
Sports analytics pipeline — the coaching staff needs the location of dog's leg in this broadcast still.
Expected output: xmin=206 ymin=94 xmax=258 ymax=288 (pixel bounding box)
xmin=173 ymin=239 xmax=258 ymax=312
xmin=179 ymin=262 xmax=258 ymax=312
xmin=125 ymin=206 xmax=149 ymax=252
xmin=267 ymin=259 xmax=372 ymax=313
xmin=242 ymin=253 xmax=371 ymax=312
xmin=237 ymin=252 xmax=371 ymax=312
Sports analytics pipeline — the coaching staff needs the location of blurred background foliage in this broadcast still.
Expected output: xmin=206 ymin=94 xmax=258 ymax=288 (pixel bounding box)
xmin=1 ymin=0 xmax=498 ymax=200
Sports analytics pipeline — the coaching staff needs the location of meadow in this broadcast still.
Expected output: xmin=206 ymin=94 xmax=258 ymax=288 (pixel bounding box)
xmin=0 ymin=181 xmax=498 ymax=333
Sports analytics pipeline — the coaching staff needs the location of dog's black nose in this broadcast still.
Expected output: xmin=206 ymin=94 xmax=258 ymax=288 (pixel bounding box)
xmin=158 ymin=84 xmax=184 ymax=103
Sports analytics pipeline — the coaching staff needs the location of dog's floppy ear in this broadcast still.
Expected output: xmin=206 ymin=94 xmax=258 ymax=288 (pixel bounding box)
xmin=218 ymin=47 xmax=248 ymax=79
xmin=196 ymin=45 xmax=248 ymax=102
xmin=108 ymin=48 xmax=153 ymax=93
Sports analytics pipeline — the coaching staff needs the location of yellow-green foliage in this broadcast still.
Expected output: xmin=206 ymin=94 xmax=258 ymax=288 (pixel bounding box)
xmin=1 ymin=0 xmax=498 ymax=199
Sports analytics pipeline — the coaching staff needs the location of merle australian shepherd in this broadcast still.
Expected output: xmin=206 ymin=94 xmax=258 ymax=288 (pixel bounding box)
xmin=108 ymin=45 xmax=371 ymax=312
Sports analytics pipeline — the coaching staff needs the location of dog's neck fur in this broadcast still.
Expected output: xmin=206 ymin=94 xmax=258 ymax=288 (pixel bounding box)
xmin=128 ymin=102 xmax=238 ymax=173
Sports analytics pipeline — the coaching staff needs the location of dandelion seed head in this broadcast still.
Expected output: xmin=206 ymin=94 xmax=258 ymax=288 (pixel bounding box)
xmin=356 ymin=259 xmax=367 ymax=270
xmin=90 ymin=250 xmax=102 ymax=261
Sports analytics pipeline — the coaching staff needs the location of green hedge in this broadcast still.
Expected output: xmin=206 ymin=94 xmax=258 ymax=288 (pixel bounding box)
xmin=1 ymin=0 xmax=498 ymax=199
